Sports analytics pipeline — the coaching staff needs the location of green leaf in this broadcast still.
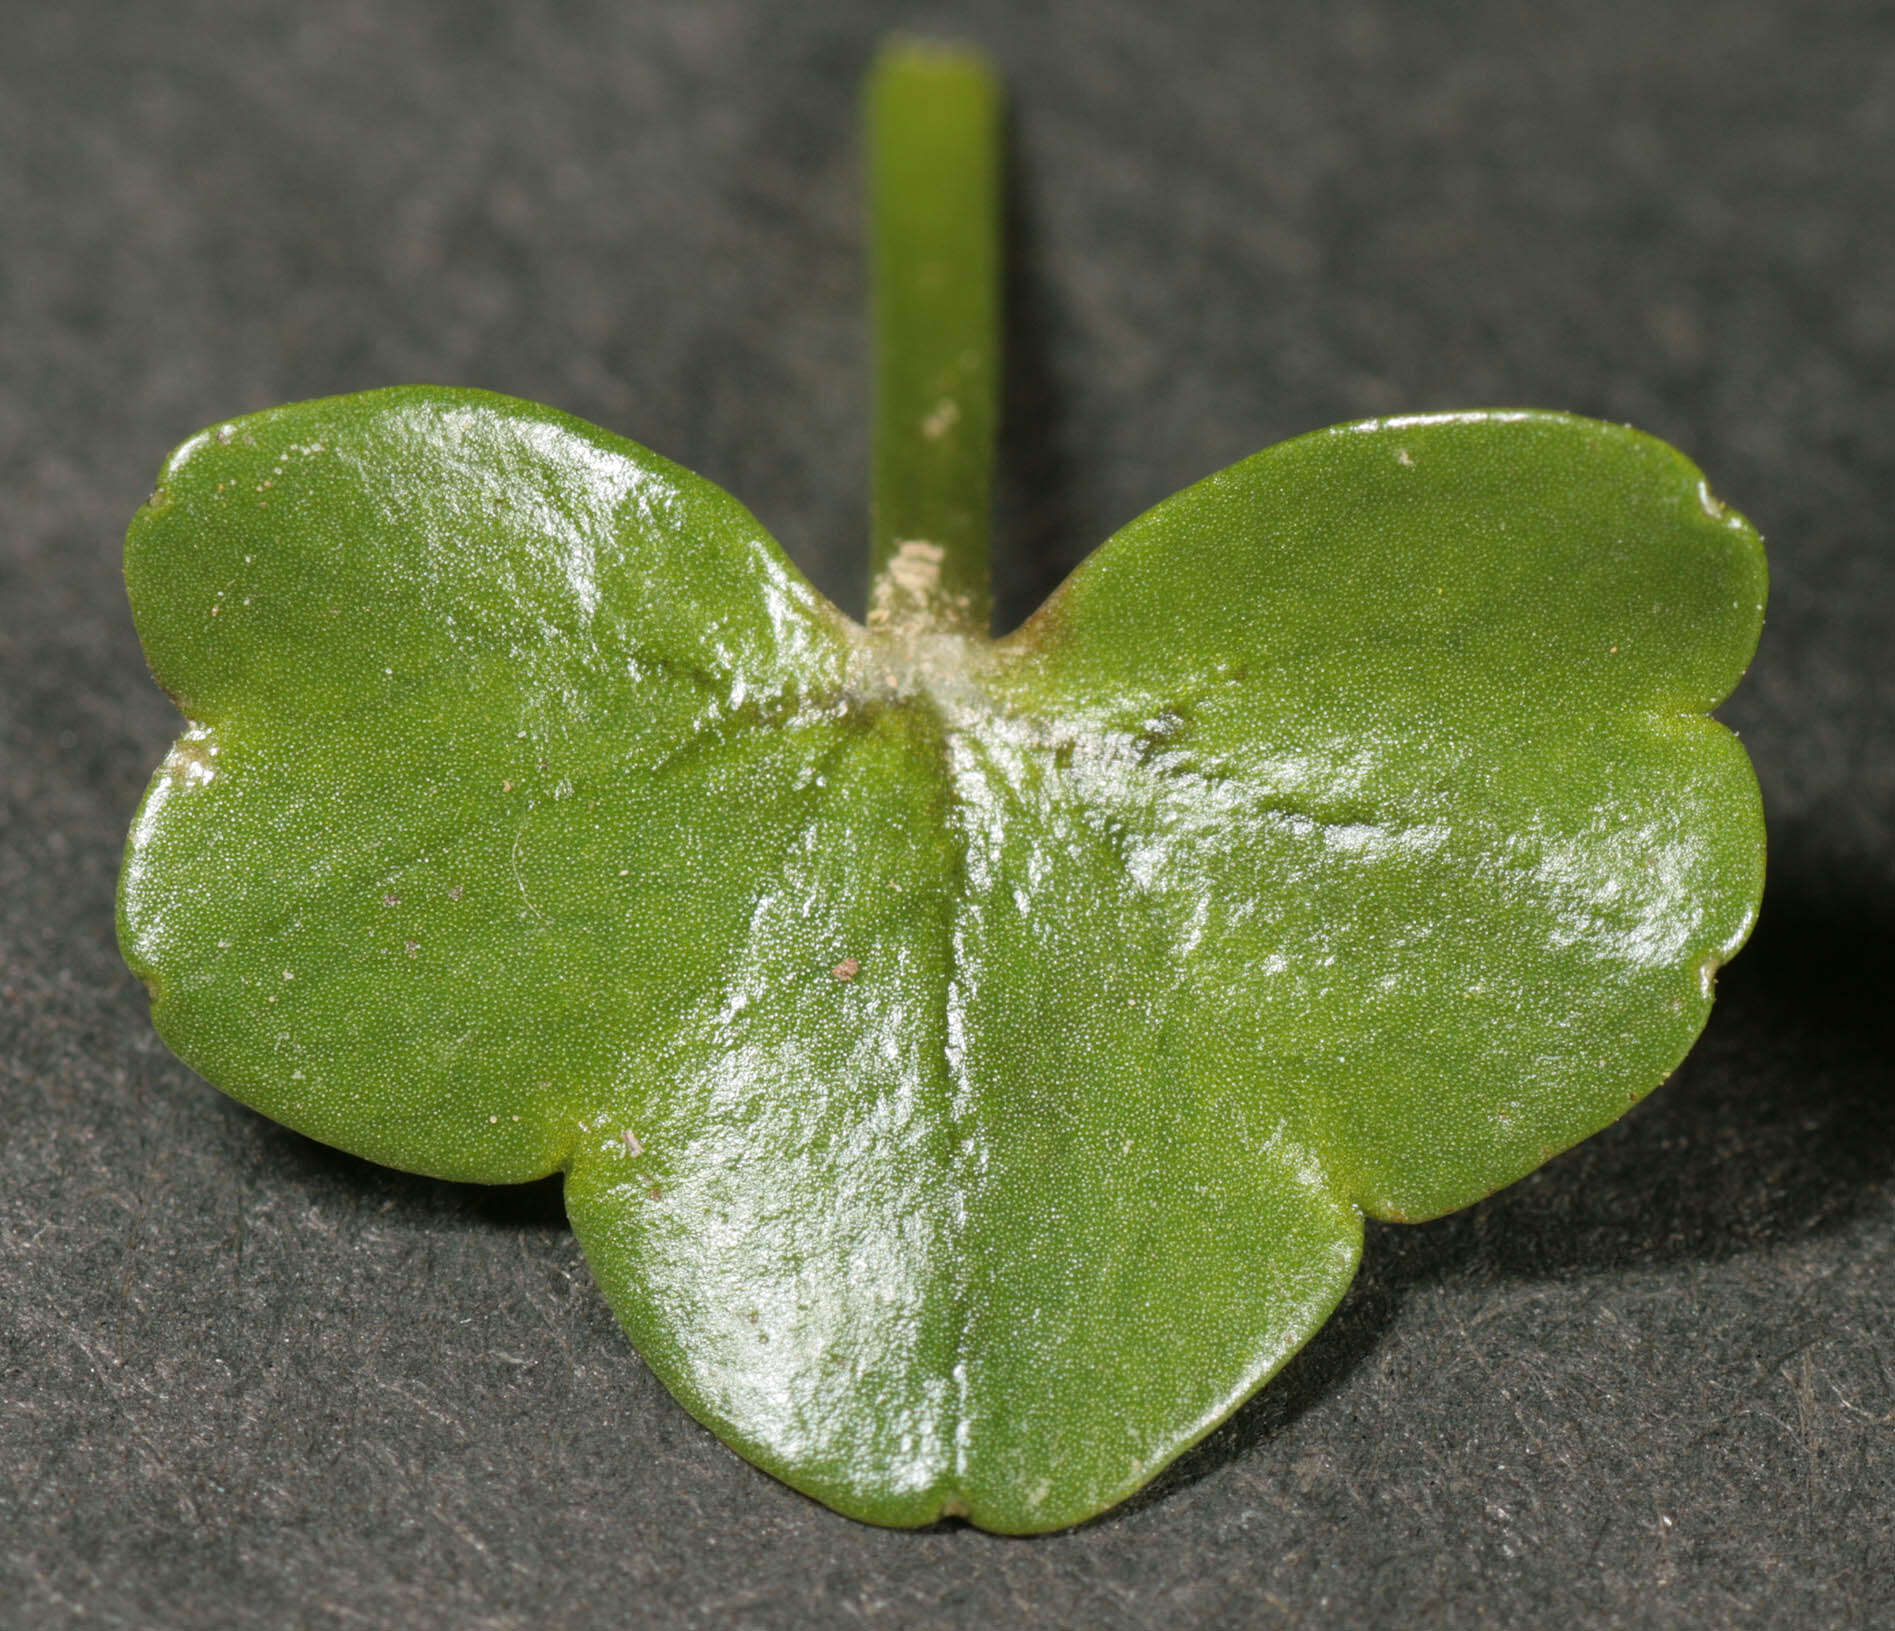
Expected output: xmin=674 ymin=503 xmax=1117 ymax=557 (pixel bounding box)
xmin=121 ymin=387 xmax=1764 ymax=1532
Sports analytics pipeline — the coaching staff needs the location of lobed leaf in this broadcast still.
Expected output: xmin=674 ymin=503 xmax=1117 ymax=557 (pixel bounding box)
xmin=121 ymin=389 xmax=1764 ymax=1531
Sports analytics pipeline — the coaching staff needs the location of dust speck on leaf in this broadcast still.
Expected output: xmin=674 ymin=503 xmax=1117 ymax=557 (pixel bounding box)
xmin=164 ymin=737 xmax=218 ymax=788
xmin=921 ymin=398 xmax=960 ymax=439
xmin=623 ymin=1129 xmax=645 ymax=1157
xmin=1696 ymin=954 xmax=1722 ymax=997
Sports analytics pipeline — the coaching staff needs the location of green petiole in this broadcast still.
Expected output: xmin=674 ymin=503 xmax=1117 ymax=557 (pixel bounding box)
xmin=864 ymin=40 xmax=1002 ymax=638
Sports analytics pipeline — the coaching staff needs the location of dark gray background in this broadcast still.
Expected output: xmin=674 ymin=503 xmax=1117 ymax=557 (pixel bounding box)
xmin=3 ymin=1 xmax=1890 ymax=1625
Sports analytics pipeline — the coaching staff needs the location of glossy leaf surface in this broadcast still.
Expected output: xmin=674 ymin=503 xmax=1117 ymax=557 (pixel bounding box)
xmin=121 ymin=388 xmax=1764 ymax=1531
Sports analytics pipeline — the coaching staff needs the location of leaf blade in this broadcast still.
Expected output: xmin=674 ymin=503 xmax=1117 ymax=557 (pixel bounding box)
xmin=121 ymin=388 xmax=855 ymax=1182
xmin=120 ymin=398 xmax=1767 ymax=1533
xmin=995 ymin=409 xmax=1766 ymax=1221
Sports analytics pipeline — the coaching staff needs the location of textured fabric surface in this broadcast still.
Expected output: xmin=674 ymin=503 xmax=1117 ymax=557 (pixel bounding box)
xmin=2 ymin=1 xmax=1890 ymax=1624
